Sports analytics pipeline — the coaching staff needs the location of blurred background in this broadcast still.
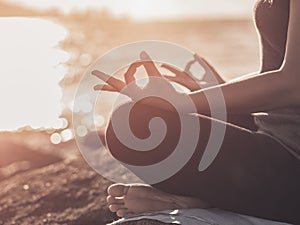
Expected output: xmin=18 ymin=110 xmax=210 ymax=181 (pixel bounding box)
xmin=0 ymin=1 xmax=263 ymax=224
xmin=0 ymin=0 xmax=260 ymax=191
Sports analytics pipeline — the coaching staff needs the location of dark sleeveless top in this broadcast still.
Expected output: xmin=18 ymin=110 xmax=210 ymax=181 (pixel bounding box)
xmin=253 ymin=0 xmax=300 ymax=160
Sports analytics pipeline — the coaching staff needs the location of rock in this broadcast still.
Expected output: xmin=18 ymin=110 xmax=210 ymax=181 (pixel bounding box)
xmin=0 ymin=158 xmax=115 ymax=225
xmin=0 ymin=132 xmax=63 ymax=181
xmin=0 ymin=143 xmax=62 ymax=181
xmin=0 ymin=157 xmax=170 ymax=225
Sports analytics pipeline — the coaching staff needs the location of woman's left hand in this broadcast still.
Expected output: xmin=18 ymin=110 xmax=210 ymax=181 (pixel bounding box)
xmin=161 ymin=54 xmax=225 ymax=92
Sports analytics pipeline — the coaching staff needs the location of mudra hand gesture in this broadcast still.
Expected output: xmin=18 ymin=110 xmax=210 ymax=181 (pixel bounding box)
xmin=161 ymin=53 xmax=224 ymax=91
xmin=92 ymin=51 xmax=180 ymax=105
xmin=92 ymin=51 xmax=224 ymax=100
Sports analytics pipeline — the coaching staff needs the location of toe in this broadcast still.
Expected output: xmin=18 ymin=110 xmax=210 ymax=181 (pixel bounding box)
xmin=116 ymin=208 xmax=131 ymax=217
xmin=109 ymin=204 xmax=125 ymax=213
xmin=106 ymin=195 xmax=124 ymax=205
xmin=108 ymin=183 xmax=129 ymax=197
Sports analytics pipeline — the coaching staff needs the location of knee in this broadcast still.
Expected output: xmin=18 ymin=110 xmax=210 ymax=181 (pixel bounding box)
xmin=105 ymin=101 xmax=180 ymax=166
xmin=105 ymin=102 xmax=154 ymax=144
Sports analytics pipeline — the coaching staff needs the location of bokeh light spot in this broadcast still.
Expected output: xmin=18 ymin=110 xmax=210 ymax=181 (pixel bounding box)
xmin=79 ymin=53 xmax=92 ymax=66
xmin=94 ymin=114 xmax=105 ymax=127
xmin=50 ymin=132 xmax=62 ymax=144
xmin=76 ymin=125 xmax=88 ymax=137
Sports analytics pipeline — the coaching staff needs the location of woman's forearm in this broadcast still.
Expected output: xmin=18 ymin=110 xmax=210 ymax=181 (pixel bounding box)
xmin=187 ymin=0 xmax=300 ymax=115
xmin=188 ymin=69 xmax=298 ymax=114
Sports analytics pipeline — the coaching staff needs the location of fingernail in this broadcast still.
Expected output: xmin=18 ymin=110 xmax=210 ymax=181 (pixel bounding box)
xmin=91 ymin=70 xmax=98 ymax=75
xmin=140 ymin=51 xmax=150 ymax=60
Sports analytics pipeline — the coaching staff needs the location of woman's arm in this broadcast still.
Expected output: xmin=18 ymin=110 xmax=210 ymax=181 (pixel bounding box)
xmin=281 ymin=0 xmax=300 ymax=84
xmin=189 ymin=0 xmax=300 ymax=114
xmin=93 ymin=1 xmax=300 ymax=115
xmin=188 ymin=70 xmax=292 ymax=114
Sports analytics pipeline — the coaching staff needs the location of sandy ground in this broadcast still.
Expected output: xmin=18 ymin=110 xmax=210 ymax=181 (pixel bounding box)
xmin=0 ymin=4 xmax=262 ymax=224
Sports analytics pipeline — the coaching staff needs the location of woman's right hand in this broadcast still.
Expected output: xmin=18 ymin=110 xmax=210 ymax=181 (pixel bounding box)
xmin=161 ymin=54 xmax=225 ymax=92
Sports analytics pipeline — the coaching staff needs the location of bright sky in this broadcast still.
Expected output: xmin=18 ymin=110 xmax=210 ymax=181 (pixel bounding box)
xmin=9 ymin=0 xmax=257 ymax=20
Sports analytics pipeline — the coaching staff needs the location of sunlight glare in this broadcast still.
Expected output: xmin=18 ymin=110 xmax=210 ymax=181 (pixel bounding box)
xmin=0 ymin=18 xmax=69 ymax=131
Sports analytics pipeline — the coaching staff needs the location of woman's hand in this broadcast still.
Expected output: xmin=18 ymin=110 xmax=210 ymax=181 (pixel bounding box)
xmin=92 ymin=51 xmax=181 ymax=111
xmin=161 ymin=54 xmax=225 ymax=92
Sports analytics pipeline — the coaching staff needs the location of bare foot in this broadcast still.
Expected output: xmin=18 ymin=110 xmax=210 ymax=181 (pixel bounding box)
xmin=106 ymin=183 xmax=211 ymax=217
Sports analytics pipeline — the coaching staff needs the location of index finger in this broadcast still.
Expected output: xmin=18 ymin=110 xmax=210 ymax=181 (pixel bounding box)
xmin=161 ymin=63 xmax=182 ymax=76
xmin=124 ymin=60 xmax=143 ymax=85
xmin=91 ymin=70 xmax=125 ymax=91
xmin=140 ymin=51 xmax=161 ymax=77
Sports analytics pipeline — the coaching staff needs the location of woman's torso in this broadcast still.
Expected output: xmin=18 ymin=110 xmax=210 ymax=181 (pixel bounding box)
xmin=253 ymin=0 xmax=300 ymax=160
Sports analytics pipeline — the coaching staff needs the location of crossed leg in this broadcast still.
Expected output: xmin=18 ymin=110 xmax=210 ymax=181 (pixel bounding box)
xmin=105 ymin=102 xmax=300 ymax=223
